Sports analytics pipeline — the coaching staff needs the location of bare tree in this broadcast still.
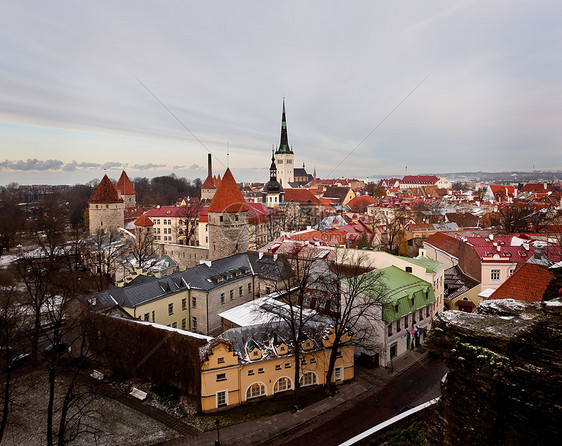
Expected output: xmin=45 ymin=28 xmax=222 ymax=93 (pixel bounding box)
xmin=258 ymin=248 xmax=320 ymax=408
xmin=0 ymin=272 xmax=26 ymax=443
xmin=177 ymin=200 xmax=201 ymax=247
xmin=500 ymin=201 xmax=534 ymax=233
xmin=82 ymin=229 xmax=130 ymax=291
xmin=314 ymin=250 xmax=386 ymax=394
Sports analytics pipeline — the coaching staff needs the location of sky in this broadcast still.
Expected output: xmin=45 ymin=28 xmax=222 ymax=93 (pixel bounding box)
xmin=1 ymin=1 xmax=561 ymax=186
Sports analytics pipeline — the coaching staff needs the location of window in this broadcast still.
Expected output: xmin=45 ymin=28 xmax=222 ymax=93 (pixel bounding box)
xmin=310 ymin=357 xmax=316 ymax=363
xmin=182 ymin=298 xmax=187 ymax=311
xmin=491 ymin=269 xmax=501 ymax=281
xmin=192 ymin=317 xmax=197 ymax=330
xmin=192 ymin=297 xmax=196 ymax=309
xmin=144 ymin=313 xmax=149 ymax=321
xmin=216 ymin=373 xmax=226 ymax=382
xmin=388 ymin=324 xmax=393 ymax=336
xmin=248 ymin=370 xmax=254 ymax=375
xmin=394 ymin=304 xmax=399 ymax=313
xmin=405 ymin=266 xmax=412 ymax=273
xmin=230 ymin=290 xmax=234 ymax=301
xmin=181 ymin=318 xmax=186 ymax=330
xmin=152 ymin=311 xmax=155 ymax=322
xmin=275 ymin=365 xmax=281 ymax=370
xmin=168 ymin=303 xmax=174 ymax=315
xmin=239 ymin=286 xmax=243 ymax=297
xmin=246 ymin=383 xmax=266 ymax=399
xmin=258 ymin=368 xmax=264 ymax=374
xmin=390 ymin=343 xmax=397 ymax=358
xmin=334 ymin=367 xmax=343 ymax=382
xmin=274 ymin=377 xmax=292 ymax=393
xmin=265 ymin=286 xmax=271 ymax=294
xmin=508 ymin=268 xmax=515 ymax=277
xmin=217 ymin=391 xmax=227 ymax=407
xmin=172 ymin=322 xmax=177 ymax=328
xmin=300 ymin=372 xmax=318 ymax=387
xmin=253 ymin=350 xmax=259 ymax=357
xmin=396 ymin=320 xmax=401 ymax=332
xmin=221 ymin=293 xmax=225 ymax=305
xmin=280 ymin=346 xmax=285 ymax=352
xmin=217 ymin=357 xmax=225 ymax=364
xmin=219 ymin=216 xmax=224 ymax=222
xmin=284 ymin=363 xmax=291 ymax=368
xmin=248 ymin=283 xmax=252 ymax=294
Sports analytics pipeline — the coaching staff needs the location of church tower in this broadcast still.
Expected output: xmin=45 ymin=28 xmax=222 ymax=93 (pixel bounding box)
xmin=262 ymin=149 xmax=284 ymax=207
xmin=275 ymin=99 xmax=294 ymax=188
xmin=88 ymin=175 xmax=125 ymax=235
xmin=207 ymin=168 xmax=249 ymax=260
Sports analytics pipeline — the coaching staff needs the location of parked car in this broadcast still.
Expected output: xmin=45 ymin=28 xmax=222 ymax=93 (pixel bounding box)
xmin=44 ymin=342 xmax=68 ymax=356
xmin=9 ymin=353 xmax=31 ymax=369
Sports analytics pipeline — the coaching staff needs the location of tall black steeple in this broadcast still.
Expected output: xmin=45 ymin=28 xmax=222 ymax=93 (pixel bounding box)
xmin=277 ymin=98 xmax=293 ymax=154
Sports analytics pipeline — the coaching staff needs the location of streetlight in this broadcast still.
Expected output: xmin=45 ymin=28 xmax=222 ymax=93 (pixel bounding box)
xmin=215 ymin=418 xmax=221 ymax=446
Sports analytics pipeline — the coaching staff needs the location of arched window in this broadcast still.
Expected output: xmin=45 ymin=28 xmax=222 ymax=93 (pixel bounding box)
xmin=274 ymin=377 xmax=292 ymax=393
xmin=246 ymin=383 xmax=266 ymax=400
xmin=299 ymin=372 xmax=318 ymax=387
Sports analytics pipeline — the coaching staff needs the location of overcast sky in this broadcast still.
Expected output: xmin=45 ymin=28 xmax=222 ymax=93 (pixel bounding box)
xmin=1 ymin=1 xmax=561 ymax=186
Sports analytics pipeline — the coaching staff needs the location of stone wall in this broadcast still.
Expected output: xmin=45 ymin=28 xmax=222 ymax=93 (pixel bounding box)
xmin=424 ymin=298 xmax=562 ymax=445
xmin=155 ymin=243 xmax=209 ymax=270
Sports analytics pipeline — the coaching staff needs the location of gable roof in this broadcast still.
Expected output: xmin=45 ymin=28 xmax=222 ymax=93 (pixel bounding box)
xmin=489 ymin=263 xmax=553 ymax=303
xmin=284 ymin=188 xmax=323 ymax=205
xmin=401 ymin=175 xmax=439 ymax=185
xmin=208 ymin=169 xmax=249 ymax=213
xmin=423 ymin=232 xmax=462 ymax=259
xmin=89 ymin=175 xmax=124 ymax=204
xmin=116 ymin=171 xmax=136 ymax=195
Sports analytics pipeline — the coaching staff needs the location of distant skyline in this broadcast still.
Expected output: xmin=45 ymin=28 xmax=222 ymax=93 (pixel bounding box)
xmin=1 ymin=1 xmax=561 ymax=185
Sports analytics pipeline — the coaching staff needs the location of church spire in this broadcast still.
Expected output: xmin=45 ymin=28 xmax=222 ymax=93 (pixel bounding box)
xmin=277 ymin=98 xmax=293 ymax=154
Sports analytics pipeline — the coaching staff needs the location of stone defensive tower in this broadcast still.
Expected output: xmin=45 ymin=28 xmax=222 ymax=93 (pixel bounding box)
xmin=88 ymin=175 xmax=125 ymax=235
xmin=115 ymin=170 xmax=136 ymax=208
xmin=207 ymin=168 xmax=249 ymax=260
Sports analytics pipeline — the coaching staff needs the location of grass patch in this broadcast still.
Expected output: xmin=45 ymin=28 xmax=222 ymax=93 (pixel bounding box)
xmin=186 ymin=386 xmax=327 ymax=431
xmin=384 ymin=421 xmax=426 ymax=446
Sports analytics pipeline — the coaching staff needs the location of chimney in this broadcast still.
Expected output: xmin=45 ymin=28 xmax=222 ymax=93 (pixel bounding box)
xmin=534 ymin=244 xmax=545 ymax=259
xmin=208 ymin=153 xmax=212 ymax=178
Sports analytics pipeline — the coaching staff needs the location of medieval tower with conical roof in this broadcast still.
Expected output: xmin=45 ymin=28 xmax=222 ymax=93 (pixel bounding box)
xmin=207 ymin=168 xmax=249 ymax=260
xmin=275 ymin=99 xmax=294 ymax=188
xmin=88 ymin=174 xmax=125 ymax=234
xmin=115 ymin=170 xmax=136 ymax=208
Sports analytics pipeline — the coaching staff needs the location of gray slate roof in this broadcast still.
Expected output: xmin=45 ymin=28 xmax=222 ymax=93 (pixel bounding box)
xmin=88 ymin=252 xmax=293 ymax=309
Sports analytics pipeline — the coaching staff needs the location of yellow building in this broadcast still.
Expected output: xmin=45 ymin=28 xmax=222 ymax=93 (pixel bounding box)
xmin=200 ymin=323 xmax=354 ymax=412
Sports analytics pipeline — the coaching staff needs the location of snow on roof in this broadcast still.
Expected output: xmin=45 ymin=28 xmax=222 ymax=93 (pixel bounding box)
xmin=122 ymin=317 xmax=212 ymax=341
xmin=217 ymin=288 xmax=314 ymax=327
xmin=478 ymin=288 xmax=496 ymax=299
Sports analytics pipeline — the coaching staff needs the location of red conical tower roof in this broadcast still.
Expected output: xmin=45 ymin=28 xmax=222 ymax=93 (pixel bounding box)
xmin=208 ymin=169 xmax=249 ymax=213
xmin=89 ymin=175 xmax=123 ymax=204
xmin=202 ymin=174 xmax=217 ymax=189
xmin=116 ymin=170 xmax=136 ymax=195
xmin=134 ymin=214 xmax=154 ymax=227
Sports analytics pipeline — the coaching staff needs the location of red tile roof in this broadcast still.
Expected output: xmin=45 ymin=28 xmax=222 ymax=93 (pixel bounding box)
xmin=401 ymin=175 xmax=439 ymax=185
xmin=134 ymin=214 xmax=154 ymax=226
xmin=347 ymin=195 xmax=376 ymax=212
xmin=201 ymin=174 xmax=217 ymax=189
xmin=520 ymin=183 xmax=549 ymax=194
xmin=89 ymin=175 xmax=123 ymax=204
xmin=116 ymin=171 xmax=136 ymax=195
xmin=208 ymin=169 xmax=249 ymax=213
xmin=489 ymin=263 xmax=553 ymax=302
xmin=424 ymin=232 xmax=461 ymax=259
xmin=284 ymin=188 xmax=323 ymax=205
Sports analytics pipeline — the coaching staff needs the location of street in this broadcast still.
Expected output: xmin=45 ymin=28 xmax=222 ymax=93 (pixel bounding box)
xmin=262 ymin=356 xmax=447 ymax=446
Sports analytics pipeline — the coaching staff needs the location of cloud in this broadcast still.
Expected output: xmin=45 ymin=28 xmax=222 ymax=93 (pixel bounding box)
xmin=132 ymin=163 xmax=166 ymax=170
xmin=172 ymin=165 xmax=185 ymax=170
xmin=0 ymin=158 xmax=64 ymax=171
xmin=189 ymin=164 xmax=200 ymax=169
xmin=62 ymin=161 xmax=78 ymax=171
xmin=100 ymin=162 xmax=122 ymax=170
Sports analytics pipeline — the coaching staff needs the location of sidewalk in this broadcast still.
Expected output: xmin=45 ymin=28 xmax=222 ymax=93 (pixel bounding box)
xmin=169 ymin=348 xmax=429 ymax=446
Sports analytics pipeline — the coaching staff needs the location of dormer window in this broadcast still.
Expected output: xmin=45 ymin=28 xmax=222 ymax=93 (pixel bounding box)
xmin=253 ymin=350 xmax=259 ymax=357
